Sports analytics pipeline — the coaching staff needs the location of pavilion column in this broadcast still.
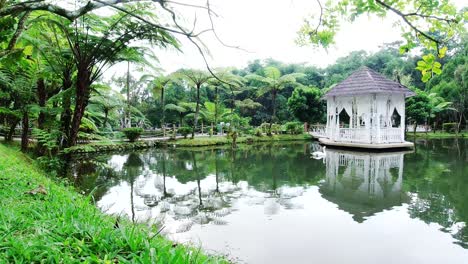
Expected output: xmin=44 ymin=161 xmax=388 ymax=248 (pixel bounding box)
xmin=400 ymin=100 xmax=406 ymax=142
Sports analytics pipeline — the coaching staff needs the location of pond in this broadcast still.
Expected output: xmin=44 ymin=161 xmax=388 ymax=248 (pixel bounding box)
xmin=67 ymin=139 xmax=468 ymax=263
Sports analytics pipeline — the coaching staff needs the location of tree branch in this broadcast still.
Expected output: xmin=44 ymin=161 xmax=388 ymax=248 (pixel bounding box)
xmin=7 ymin=11 xmax=31 ymax=50
xmin=0 ymin=0 xmax=161 ymax=20
xmin=375 ymin=0 xmax=441 ymax=48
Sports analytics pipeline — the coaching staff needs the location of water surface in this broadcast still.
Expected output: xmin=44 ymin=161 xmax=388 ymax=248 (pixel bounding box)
xmin=68 ymin=139 xmax=468 ymax=263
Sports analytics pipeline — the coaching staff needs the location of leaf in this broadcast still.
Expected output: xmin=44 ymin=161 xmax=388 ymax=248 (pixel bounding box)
xmin=422 ymin=73 xmax=431 ymax=83
xmin=23 ymin=46 xmax=33 ymax=56
xmin=438 ymin=46 xmax=448 ymax=58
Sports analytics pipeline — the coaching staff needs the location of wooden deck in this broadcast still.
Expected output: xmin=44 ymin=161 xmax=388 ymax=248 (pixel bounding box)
xmin=318 ymin=138 xmax=414 ymax=150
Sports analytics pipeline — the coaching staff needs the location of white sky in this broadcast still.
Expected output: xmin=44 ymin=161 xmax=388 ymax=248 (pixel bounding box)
xmin=108 ymin=0 xmax=465 ymax=76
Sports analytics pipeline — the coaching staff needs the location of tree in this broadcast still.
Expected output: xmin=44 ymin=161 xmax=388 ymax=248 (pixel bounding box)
xmin=207 ymin=70 xmax=244 ymax=123
xmin=406 ymin=88 xmax=431 ymax=134
xmin=88 ymin=86 xmax=123 ymax=130
xmin=176 ymin=69 xmax=212 ymax=139
xmin=287 ymin=86 xmax=324 ymax=124
xmin=141 ymin=74 xmax=175 ymax=136
xmin=246 ymin=66 xmax=304 ymax=134
xmin=164 ymin=102 xmax=194 ymax=126
xmin=426 ymin=93 xmax=453 ymax=132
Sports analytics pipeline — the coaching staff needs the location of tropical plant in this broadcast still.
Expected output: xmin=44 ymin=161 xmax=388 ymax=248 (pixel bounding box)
xmin=246 ymin=66 xmax=304 ymax=134
xmin=122 ymin=127 xmax=143 ymax=142
xmin=176 ymin=69 xmax=212 ymax=139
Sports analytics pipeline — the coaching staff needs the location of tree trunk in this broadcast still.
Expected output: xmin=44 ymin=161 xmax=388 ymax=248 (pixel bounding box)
xmin=69 ymin=68 xmax=90 ymax=147
xmin=192 ymin=85 xmax=201 ymax=139
xmin=5 ymin=118 xmax=19 ymax=141
xmin=126 ymin=61 xmax=131 ymax=128
xmin=413 ymin=121 xmax=417 ymax=135
xmin=161 ymin=87 xmax=165 ymax=137
xmin=103 ymin=109 xmax=109 ymax=129
xmin=21 ymin=111 xmax=29 ymax=152
xmin=457 ymin=112 xmax=463 ymax=134
xmin=269 ymin=90 xmax=277 ymax=135
xmin=214 ymin=87 xmax=218 ymax=125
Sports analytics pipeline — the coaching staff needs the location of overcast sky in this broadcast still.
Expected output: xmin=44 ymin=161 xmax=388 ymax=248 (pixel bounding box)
xmin=109 ymin=0 xmax=465 ymax=77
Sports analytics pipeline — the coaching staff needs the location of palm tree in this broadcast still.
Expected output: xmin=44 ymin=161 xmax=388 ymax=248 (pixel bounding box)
xmin=176 ymin=69 xmax=213 ymax=139
xmin=200 ymin=102 xmax=229 ymax=135
xmin=246 ymin=66 xmax=304 ymax=134
xmin=141 ymin=74 xmax=175 ymax=136
xmin=207 ymin=71 xmax=245 ymax=123
xmin=88 ymin=85 xmax=122 ymax=130
xmin=164 ymin=102 xmax=195 ymax=127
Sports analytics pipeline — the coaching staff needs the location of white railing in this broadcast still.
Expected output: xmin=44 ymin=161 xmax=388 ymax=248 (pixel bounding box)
xmin=379 ymin=128 xmax=402 ymax=143
xmin=334 ymin=127 xmax=402 ymax=143
xmin=310 ymin=125 xmax=327 ymax=138
xmin=337 ymin=128 xmax=368 ymax=143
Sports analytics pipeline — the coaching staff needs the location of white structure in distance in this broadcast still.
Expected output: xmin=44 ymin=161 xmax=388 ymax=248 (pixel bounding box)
xmin=315 ymin=67 xmax=415 ymax=149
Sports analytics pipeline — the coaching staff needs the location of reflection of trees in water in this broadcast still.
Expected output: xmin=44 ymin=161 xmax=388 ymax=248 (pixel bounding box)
xmin=318 ymin=139 xmax=468 ymax=248
xmin=66 ymin=140 xmax=468 ymax=247
xmin=72 ymin=142 xmax=323 ymax=234
xmin=404 ymin=139 xmax=468 ymax=248
xmin=63 ymin=154 xmax=119 ymax=202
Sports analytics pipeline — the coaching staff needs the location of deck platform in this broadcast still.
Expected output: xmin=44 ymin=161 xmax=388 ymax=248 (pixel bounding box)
xmin=318 ymin=138 xmax=414 ymax=150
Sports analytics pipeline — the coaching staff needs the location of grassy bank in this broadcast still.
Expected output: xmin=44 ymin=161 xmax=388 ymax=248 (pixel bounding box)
xmin=0 ymin=144 xmax=226 ymax=263
xmin=172 ymin=133 xmax=313 ymax=147
xmin=406 ymin=132 xmax=468 ymax=139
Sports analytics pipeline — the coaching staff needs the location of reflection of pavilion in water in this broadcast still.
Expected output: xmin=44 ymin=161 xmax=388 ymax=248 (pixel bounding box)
xmin=319 ymin=148 xmax=410 ymax=222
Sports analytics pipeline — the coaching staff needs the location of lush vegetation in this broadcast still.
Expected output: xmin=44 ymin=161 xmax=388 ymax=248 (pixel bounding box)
xmin=0 ymin=143 xmax=226 ymax=263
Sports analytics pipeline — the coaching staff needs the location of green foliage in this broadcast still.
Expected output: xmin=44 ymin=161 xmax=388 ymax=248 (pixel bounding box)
xmin=442 ymin=123 xmax=458 ymax=133
xmin=287 ymin=86 xmax=324 ymax=123
xmin=32 ymin=128 xmax=60 ymax=153
xmin=177 ymin=127 xmax=192 ymax=138
xmin=416 ymin=54 xmax=442 ymax=82
xmin=406 ymin=88 xmax=431 ymax=126
xmin=284 ymin=121 xmax=303 ymax=135
xmin=122 ymin=127 xmax=144 ymax=142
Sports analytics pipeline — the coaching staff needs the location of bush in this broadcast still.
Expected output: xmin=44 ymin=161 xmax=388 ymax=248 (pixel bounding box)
xmin=178 ymin=127 xmax=192 ymax=138
xmin=284 ymin=121 xmax=303 ymax=135
xmin=122 ymin=127 xmax=143 ymax=142
xmin=254 ymin=128 xmax=263 ymax=137
xmin=442 ymin=123 xmax=458 ymax=133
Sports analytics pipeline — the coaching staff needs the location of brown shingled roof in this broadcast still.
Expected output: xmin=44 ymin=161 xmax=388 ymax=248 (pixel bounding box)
xmin=324 ymin=66 xmax=415 ymax=97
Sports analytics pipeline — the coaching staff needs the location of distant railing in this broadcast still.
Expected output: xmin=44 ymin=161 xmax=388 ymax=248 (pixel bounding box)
xmin=309 ymin=124 xmax=327 ymax=138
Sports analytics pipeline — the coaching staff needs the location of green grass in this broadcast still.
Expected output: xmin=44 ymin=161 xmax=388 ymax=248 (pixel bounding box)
xmin=0 ymin=143 xmax=227 ymax=263
xmin=172 ymin=133 xmax=313 ymax=147
xmin=406 ymin=131 xmax=468 ymax=139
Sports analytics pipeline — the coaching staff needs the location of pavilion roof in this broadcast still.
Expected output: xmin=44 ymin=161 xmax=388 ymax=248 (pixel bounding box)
xmin=324 ymin=66 xmax=415 ymax=97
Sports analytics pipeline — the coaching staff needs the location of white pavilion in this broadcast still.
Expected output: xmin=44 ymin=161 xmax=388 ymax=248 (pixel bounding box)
xmin=317 ymin=67 xmax=415 ymax=149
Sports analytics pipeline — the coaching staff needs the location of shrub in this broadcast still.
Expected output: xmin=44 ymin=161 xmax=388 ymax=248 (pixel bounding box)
xmin=442 ymin=123 xmax=458 ymax=133
xmin=178 ymin=127 xmax=192 ymax=138
xmin=284 ymin=121 xmax=303 ymax=134
xmin=122 ymin=127 xmax=143 ymax=142
xmin=254 ymin=128 xmax=263 ymax=137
